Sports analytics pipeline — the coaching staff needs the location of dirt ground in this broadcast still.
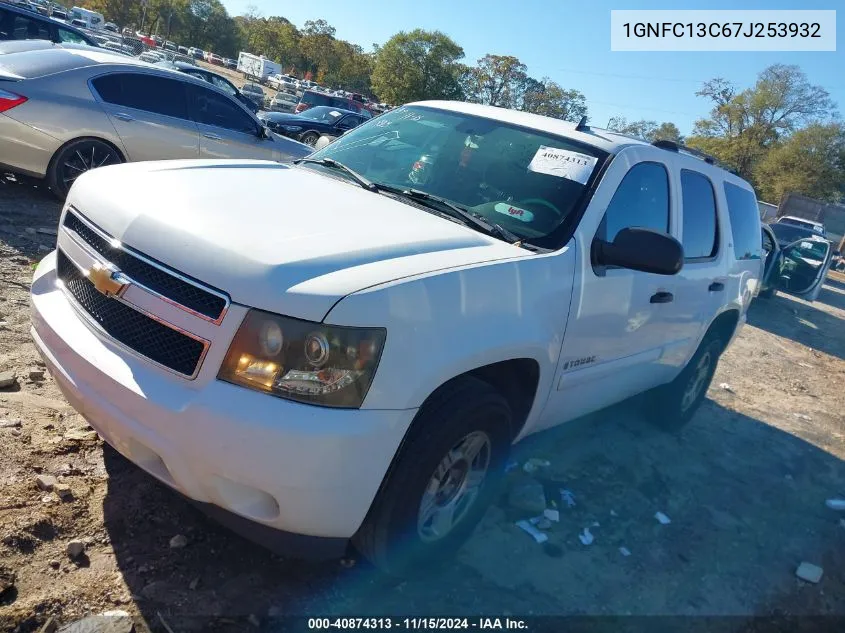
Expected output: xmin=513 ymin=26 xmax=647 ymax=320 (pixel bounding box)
xmin=1 ymin=173 xmax=845 ymax=633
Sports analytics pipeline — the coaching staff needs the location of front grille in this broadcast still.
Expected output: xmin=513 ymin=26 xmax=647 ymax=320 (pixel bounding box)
xmin=57 ymin=251 xmax=206 ymax=377
xmin=63 ymin=210 xmax=227 ymax=321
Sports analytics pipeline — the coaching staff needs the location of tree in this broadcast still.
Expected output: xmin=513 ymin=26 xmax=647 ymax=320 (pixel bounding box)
xmin=688 ymin=64 xmax=836 ymax=181
xmin=521 ymin=78 xmax=587 ymax=122
xmin=607 ymin=117 xmax=658 ymax=139
xmin=756 ymin=123 xmax=845 ymax=203
xmin=371 ymin=30 xmax=465 ymax=104
xmin=464 ymin=54 xmax=528 ymax=108
xmin=651 ymin=122 xmax=682 ymax=144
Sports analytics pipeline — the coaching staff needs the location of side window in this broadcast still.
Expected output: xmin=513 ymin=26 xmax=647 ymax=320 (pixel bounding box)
xmin=680 ymin=169 xmax=718 ymax=260
xmin=723 ymin=182 xmax=763 ymax=260
xmin=12 ymin=15 xmax=50 ymax=40
xmin=599 ymin=162 xmax=670 ymax=243
xmin=58 ymin=28 xmax=85 ymax=43
xmin=210 ymin=75 xmax=236 ymax=96
xmin=336 ymin=115 xmax=359 ymax=130
xmin=92 ymin=73 xmax=188 ymax=120
xmin=190 ymin=85 xmax=256 ymax=134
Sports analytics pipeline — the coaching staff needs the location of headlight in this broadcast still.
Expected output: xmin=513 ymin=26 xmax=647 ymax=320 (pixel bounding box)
xmin=218 ymin=309 xmax=386 ymax=408
xmin=283 ymin=125 xmax=302 ymax=131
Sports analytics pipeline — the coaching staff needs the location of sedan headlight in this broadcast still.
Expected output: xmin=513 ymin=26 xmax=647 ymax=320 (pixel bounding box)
xmin=283 ymin=125 xmax=302 ymax=132
xmin=218 ymin=309 xmax=386 ymax=408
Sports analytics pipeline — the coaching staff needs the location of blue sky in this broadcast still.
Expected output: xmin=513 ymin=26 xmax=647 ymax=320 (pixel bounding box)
xmin=219 ymin=0 xmax=842 ymax=135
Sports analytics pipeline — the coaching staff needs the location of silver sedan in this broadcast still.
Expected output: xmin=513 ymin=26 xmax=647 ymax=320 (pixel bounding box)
xmin=0 ymin=46 xmax=311 ymax=197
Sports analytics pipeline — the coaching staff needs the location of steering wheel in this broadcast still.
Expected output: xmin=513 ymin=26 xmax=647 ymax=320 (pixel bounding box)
xmin=516 ymin=198 xmax=563 ymax=218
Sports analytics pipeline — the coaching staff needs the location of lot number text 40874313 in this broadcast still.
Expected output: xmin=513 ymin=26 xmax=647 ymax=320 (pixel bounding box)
xmin=307 ymin=617 xmax=529 ymax=630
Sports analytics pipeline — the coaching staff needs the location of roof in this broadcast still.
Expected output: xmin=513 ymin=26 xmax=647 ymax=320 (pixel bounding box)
xmin=410 ymin=100 xmax=653 ymax=154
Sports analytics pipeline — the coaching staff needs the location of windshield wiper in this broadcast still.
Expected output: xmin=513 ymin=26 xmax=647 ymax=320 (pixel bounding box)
xmin=379 ymin=186 xmax=525 ymax=246
xmin=294 ymin=157 xmax=377 ymax=192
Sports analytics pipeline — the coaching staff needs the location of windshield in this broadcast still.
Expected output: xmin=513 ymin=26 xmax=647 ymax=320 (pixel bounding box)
xmin=771 ymin=222 xmax=816 ymax=244
xmin=306 ymin=105 xmax=606 ymax=244
xmin=786 ymin=239 xmax=829 ymax=264
xmin=779 ymin=217 xmax=824 ymax=234
xmin=299 ymin=106 xmax=343 ymax=123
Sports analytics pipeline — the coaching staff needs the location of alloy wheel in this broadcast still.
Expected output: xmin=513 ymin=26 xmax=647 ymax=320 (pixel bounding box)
xmin=60 ymin=142 xmax=121 ymax=188
xmin=681 ymin=349 xmax=712 ymax=413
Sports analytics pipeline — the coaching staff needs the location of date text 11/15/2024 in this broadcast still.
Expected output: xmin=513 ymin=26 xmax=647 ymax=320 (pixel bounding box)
xmin=307 ymin=617 xmax=529 ymax=630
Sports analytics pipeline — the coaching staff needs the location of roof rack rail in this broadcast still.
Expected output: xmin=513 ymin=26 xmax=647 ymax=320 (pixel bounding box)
xmin=651 ymin=139 xmax=719 ymax=166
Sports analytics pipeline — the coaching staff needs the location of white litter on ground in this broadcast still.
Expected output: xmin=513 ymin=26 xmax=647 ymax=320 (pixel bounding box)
xmin=560 ymin=489 xmax=576 ymax=508
xmin=543 ymin=508 xmax=560 ymax=522
xmin=619 ymin=547 xmax=631 ymax=557
xmin=516 ymin=520 xmax=548 ymax=544
xmin=719 ymin=383 xmax=735 ymax=393
xmin=793 ymin=413 xmax=813 ymax=421
xmin=796 ymin=562 xmax=823 ymax=584
xmin=825 ymin=499 xmax=845 ymax=511
xmin=655 ymin=511 xmax=671 ymax=525
xmin=578 ymin=527 xmax=594 ymax=545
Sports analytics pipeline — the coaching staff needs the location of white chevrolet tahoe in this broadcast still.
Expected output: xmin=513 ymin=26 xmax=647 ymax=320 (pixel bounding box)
xmin=32 ymin=101 xmax=778 ymax=575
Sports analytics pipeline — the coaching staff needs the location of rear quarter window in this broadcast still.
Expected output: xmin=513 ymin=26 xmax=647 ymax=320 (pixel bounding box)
xmin=723 ymin=182 xmax=762 ymax=261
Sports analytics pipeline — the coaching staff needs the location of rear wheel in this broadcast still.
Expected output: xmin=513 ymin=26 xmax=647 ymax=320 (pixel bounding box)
xmin=645 ymin=332 xmax=724 ymax=431
xmin=47 ymin=138 xmax=123 ymax=199
xmin=353 ymin=376 xmax=512 ymax=577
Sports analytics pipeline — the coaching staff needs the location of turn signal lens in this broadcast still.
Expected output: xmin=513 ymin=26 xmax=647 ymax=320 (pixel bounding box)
xmin=0 ymin=89 xmax=27 ymax=113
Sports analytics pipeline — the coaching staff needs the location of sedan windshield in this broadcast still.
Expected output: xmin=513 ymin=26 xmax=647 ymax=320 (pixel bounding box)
xmin=306 ymin=105 xmax=607 ymax=244
xmin=771 ymin=222 xmax=816 ymax=244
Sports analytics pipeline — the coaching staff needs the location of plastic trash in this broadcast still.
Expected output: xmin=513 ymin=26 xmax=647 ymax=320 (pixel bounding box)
xmin=619 ymin=546 xmax=631 ymax=557
xmin=543 ymin=508 xmax=560 ymax=522
xmin=719 ymin=383 xmax=734 ymax=393
xmin=655 ymin=511 xmax=671 ymax=525
xmin=516 ymin=520 xmax=548 ymax=544
xmin=523 ymin=458 xmax=551 ymax=474
xmin=793 ymin=413 xmax=813 ymax=421
xmin=560 ymin=489 xmax=576 ymax=508
xmin=825 ymin=499 xmax=845 ymax=511
xmin=578 ymin=527 xmax=594 ymax=545
xmin=796 ymin=562 xmax=823 ymax=584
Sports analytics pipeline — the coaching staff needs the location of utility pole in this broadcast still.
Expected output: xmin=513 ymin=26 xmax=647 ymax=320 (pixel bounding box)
xmin=164 ymin=6 xmax=173 ymax=43
xmin=140 ymin=0 xmax=147 ymax=34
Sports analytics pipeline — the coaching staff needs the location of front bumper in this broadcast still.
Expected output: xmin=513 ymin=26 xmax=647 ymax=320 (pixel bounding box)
xmin=30 ymin=251 xmax=416 ymax=552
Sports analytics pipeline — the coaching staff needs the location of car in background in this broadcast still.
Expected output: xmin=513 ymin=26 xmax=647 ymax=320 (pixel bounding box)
xmin=224 ymin=57 xmax=236 ymax=69
xmin=50 ymin=8 xmax=67 ymax=21
xmin=258 ymin=105 xmax=366 ymax=146
xmin=137 ymin=50 xmax=164 ymax=63
xmin=102 ymin=21 xmax=117 ymax=32
xmin=0 ymin=47 xmax=310 ymax=197
xmin=759 ymin=225 xmax=834 ymax=301
xmin=239 ymin=82 xmax=265 ymax=108
xmin=267 ymin=73 xmax=297 ymax=92
xmin=178 ymin=45 xmax=188 ymax=55
xmin=208 ymin=52 xmax=224 ymax=66
xmin=101 ymin=41 xmax=133 ymax=56
xmin=187 ymin=46 xmax=204 ymax=59
xmin=775 ymin=215 xmax=827 ymax=238
xmin=268 ymin=90 xmax=298 ymax=113
xmin=295 ymin=88 xmax=373 ymax=118
xmin=155 ymin=60 xmax=260 ymax=113
xmin=68 ymin=17 xmax=84 ymax=28
xmin=0 ymin=3 xmax=99 ymax=46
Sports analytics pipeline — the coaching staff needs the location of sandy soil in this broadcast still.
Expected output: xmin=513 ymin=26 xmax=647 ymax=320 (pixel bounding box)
xmin=1 ymin=174 xmax=844 ymax=632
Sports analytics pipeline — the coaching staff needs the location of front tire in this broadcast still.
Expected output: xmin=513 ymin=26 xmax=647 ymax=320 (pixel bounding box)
xmin=300 ymin=131 xmax=320 ymax=147
xmin=47 ymin=138 xmax=123 ymax=199
xmin=353 ymin=376 xmax=512 ymax=577
xmin=645 ymin=332 xmax=724 ymax=431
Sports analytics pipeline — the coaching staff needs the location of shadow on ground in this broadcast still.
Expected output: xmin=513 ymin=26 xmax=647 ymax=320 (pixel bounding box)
xmin=100 ymin=392 xmax=845 ymax=631
xmin=747 ymin=281 xmax=845 ymax=361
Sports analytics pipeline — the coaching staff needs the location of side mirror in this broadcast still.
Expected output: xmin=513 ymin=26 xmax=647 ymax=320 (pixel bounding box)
xmin=257 ymin=125 xmax=269 ymax=139
xmin=592 ymin=227 xmax=683 ymax=275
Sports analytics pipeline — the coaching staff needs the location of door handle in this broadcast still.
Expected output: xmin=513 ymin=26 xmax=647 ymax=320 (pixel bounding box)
xmin=650 ymin=291 xmax=674 ymax=304
xmin=203 ymin=132 xmax=222 ymax=140
xmin=113 ymin=112 xmax=134 ymax=122
xmin=708 ymin=282 xmax=725 ymax=292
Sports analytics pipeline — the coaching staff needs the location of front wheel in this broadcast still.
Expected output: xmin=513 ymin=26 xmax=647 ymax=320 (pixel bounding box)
xmin=353 ymin=376 xmax=512 ymax=577
xmin=300 ymin=131 xmax=320 ymax=147
xmin=47 ymin=138 xmax=123 ymax=199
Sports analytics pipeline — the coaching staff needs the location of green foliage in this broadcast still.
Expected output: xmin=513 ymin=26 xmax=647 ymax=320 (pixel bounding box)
xmin=371 ymin=30 xmax=466 ymax=104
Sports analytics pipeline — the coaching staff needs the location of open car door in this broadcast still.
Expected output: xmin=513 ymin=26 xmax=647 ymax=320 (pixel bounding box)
xmin=770 ymin=235 xmax=834 ymax=302
xmin=758 ymin=224 xmax=781 ymax=297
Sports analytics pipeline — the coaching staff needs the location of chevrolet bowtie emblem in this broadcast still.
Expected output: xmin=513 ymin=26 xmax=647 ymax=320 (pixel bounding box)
xmin=88 ymin=262 xmax=128 ymax=297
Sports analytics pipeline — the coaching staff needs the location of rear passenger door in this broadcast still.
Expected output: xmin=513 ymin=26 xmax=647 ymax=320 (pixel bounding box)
xmin=665 ymin=168 xmax=724 ymax=368
xmin=91 ymin=73 xmax=199 ymax=162
xmin=186 ymin=83 xmax=274 ymax=160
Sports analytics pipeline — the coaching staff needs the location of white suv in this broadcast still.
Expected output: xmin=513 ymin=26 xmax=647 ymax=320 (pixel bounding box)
xmin=32 ymin=101 xmax=767 ymax=575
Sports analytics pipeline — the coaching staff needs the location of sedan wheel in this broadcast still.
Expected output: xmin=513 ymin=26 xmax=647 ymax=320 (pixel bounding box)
xmin=48 ymin=138 xmax=123 ymax=199
xmin=301 ymin=131 xmax=320 ymax=146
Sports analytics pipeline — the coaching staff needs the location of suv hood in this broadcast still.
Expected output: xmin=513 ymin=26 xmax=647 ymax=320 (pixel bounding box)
xmin=66 ymin=160 xmax=528 ymax=322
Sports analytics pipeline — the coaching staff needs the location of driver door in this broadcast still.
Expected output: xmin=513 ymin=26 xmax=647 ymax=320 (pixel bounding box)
xmin=187 ymin=83 xmax=274 ymax=160
xmin=770 ymin=237 xmax=834 ymax=302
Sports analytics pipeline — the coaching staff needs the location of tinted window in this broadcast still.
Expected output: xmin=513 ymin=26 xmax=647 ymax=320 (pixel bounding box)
xmin=337 ymin=115 xmax=361 ymax=130
xmin=209 ymin=75 xmax=236 ymax=95
xmin=92 ymin=73 xmax=188 ymax=119
xmin=600 ymin=162 xmax=670 ymax=243
xmin=57 ymin=27 xmax=85 ymax=43
xmin=680 ymin=169 xmax=718 ymax=259
xmin=723 ymin=182 xmax=762 ymax=260
xmin=190 ymin=85 xmax=256 ymax=134
xmin=11 ymin=14 xmax=50 ymax=39
xmin=770 ymin=222 xmax=816 ymax=244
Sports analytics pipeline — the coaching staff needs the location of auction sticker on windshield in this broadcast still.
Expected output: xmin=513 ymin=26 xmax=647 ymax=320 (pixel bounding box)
xmin=528 ymin=146 xmax=598 ymax=184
